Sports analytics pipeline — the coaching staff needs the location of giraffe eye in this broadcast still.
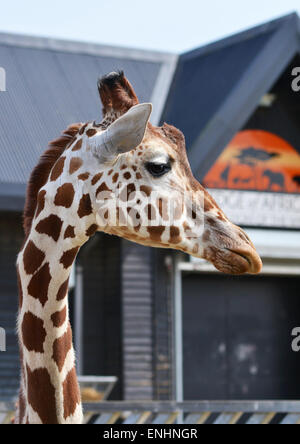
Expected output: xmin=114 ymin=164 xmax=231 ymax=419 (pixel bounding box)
xmin=145 ymin=162 xmax=171 ymax=177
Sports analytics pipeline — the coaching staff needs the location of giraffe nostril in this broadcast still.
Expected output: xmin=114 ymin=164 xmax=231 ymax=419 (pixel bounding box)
xmin=238 ymin=232 xmax=250 ymax=243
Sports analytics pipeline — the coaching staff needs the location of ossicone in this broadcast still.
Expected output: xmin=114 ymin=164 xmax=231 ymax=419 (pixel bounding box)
xmin=98 ymin=71 xmax=139 ymax=117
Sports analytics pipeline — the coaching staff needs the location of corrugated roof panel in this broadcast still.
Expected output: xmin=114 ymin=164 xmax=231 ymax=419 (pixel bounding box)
xmin=0 ymin=43 xmax=162 ymax=185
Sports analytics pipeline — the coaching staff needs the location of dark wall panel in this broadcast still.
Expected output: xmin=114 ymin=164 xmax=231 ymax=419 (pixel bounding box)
xmin=182 ymin=273 xmax=300 ymax=400
xmin=0 ymin=212 xmax=23 ymax=400
xmin=152 ymin=249 xmax=175 ymax=400
xmin=80 ymin=233 xmax=122 ymax=399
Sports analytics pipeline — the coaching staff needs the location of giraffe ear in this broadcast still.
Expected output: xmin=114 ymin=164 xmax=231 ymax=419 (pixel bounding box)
xmin=90 ymin=103 xmax=152 ymax=162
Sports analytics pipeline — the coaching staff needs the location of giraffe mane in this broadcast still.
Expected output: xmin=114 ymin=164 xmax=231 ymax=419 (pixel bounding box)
xmin=23 ymin=123 xmax=82 ymax=238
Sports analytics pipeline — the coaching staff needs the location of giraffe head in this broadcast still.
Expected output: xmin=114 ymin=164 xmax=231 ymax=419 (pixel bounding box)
xmin=35 ymin=71 xmax=261 ymax=275
xmin=74 ymin=71 xmax=261 ymax=275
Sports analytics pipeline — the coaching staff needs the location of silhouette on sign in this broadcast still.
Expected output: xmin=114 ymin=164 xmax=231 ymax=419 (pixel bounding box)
xmin=235 ymin=147 xmax=279 ymax=166
xmin=263 ymin=170 xmax=285 ymax=191
xmin=233 ymin=177 xmax=251 ymax=184
xmin=293 ymin=175 xmax=300 ymax=187
xmin=221 ymin=165 xmax=230 ymax=185
xmin=203 ymin=130 xmax=300 ymax=194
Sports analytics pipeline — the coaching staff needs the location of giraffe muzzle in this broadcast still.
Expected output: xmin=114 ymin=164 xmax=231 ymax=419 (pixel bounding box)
xmin=225 ymin=247 xmax=262 ymax=275
xmin=203 ymin=241 xmax=262 ymax=275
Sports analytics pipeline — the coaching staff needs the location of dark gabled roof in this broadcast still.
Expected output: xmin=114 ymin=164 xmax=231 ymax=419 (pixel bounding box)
xmin=161 ymin=13 xmax=300 ymax=180
xmin=0 ymin=33 xmax=177 ymax=209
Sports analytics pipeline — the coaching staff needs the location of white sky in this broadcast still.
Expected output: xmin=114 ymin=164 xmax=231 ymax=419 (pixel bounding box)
xmin=0 ymin=0 xmax=299 ymax=53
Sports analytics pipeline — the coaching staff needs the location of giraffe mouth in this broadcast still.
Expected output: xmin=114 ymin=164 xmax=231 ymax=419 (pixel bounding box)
xmin=224 ymin=247 xmax=262 ymax=275
xmin=204 ymin=245 xmax=262 ymax=275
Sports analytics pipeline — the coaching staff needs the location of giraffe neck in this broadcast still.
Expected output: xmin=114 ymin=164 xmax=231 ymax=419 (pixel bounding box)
xmin=16 ymin=225 xmax=86 ymax=424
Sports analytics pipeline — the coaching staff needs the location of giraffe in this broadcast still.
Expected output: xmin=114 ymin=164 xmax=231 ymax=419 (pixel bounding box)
xmin=15 ymin=71 xmax=262 ymax=424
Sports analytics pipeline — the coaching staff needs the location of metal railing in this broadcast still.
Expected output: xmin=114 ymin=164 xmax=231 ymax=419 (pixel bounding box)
xmin=1 ymin=401 xmax=300 ymax=424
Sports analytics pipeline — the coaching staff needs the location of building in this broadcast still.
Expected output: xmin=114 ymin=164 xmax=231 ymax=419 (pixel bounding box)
xmin=0 ymin=13 xmax=299 ymax=402
xmin=162 ymin=12 xmax=300 ymax=401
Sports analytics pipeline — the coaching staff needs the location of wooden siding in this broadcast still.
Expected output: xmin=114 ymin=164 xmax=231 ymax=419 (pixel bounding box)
xmin=121 ymin=241 xmax=154 ymax=400
xmin=152 ymin=249 xmax=175 ymax=400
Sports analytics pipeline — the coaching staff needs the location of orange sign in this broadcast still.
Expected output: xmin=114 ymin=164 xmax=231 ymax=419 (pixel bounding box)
xmin=203 ymin=130 xmax=300 ymax=194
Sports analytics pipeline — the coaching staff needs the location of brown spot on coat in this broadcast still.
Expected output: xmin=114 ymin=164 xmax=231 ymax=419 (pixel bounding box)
xmin=52 ymin=323 xmax=72 ymax=372
xmin=127 ymin=207 xmax=141 ymax=229
xmin=79 ymin=123 xmax=88 ymax=135
xmin=50 ymin=156 xmax=66 ymax=181
xmin=60 ymin=247 xmax=79 ymax=269
xmin=183 ymin=222 xmax=191 ymax=232
xmin=147 ymin=226 xmax=165 ymax=242
xmin=86 ymin=128 xmax=97 ymax=137
xmin=91 ymin=172 xmax=103 ymax=185
xmin=51 ymin=306 xmax=67 ymax=328
xmin=86 ymin=224 xmax=98 ymax=237
xmin=54 ymin=183 xmax=75 ymax=208
xmin=64 ymin=225 xmax=75 ymax=239
xmin=36 ymin=214 xmax=63 ymax=242
xmin=22 ymin=312 xmax=46 ymax=353
xmin=119 ymin=183 xmax=136 ymax=202
xmin=127 ymin=183 xmax=136 ymax=201
xmin=57 ymin=279 xmax=69 ymax=301
xmin=140 ymin=185 xmax=152 ymax=197
xmin=124 ymin=172 xmax=131 ymax=180
xmin=96 ymin=182 xmax=111 ymax=197
xmin=169 ymin=226 xmax=181 ymax=244
xmin=36 ymin=190 xmax=46 ymax=218
xmin=27 ymin=365 xmax=58 ymax=424
xmin=63 ymin=367 xmax=81 ymax=420
xmin=17 ymin=267 xmax=23 ymax=308
xmin=72 ymin=139 xmax=83 ymax=151
xmin=112 ymin=173 xmax=119 ymax=183
xmin=136 ymin=172 xmax=142 ymax=180
xmin=158 ymin=198 xmax=169 ymax=221
xmin=78 ymin=172 xmax=90 ymax=181
xmin=23 ymin=241 xmax=45 ymax=275
xmin=145 ymin=204 xmax=156 ymax=220
xmin=27 ymin=263 xmax=51 ymax=306
xmin=77 ymin=194 xmax=93 ymax=218
xmin=69 ymin=157 xmax=83 ymax=174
